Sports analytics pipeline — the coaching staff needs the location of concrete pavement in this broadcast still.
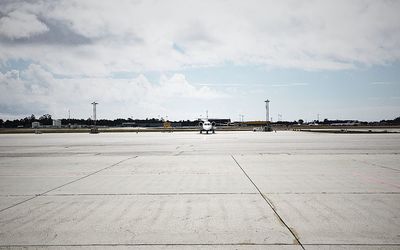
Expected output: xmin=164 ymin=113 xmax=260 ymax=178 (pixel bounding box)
xmin=0 ymin=131 xmax=399 ymax=249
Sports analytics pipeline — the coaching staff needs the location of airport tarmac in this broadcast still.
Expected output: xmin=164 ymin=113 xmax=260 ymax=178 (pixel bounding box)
xmin=0 ymin=131 xmax=399 ymax=249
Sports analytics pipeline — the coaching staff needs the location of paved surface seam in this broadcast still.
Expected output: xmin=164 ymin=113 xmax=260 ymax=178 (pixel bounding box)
xmin=3 ymin=152 xmax=399 ymax=157
xmin=302 ymin=243 xmax=400 ymax=246
xmin=2 ymin=192 xmax=399 ymax=197
xmin=0 ymin=243 xmax=297 ymax=247
xmin=231 ymin=154 xmax=305 ymax=250
xmin=40 ymin=192 xmax=259 ymax=196
xmin=0 ymin=155 xmax=138 ymax=213
xmin=1 ymin=243 xmax=399 ymax=247
xmin=352 ymin=159 xmax=400 ymax=172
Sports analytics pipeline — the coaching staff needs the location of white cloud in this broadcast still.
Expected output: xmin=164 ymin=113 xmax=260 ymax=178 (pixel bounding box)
xmin=0 ymin=65 xmax=225 ymax=119
xmin=157 ymin=74 xmax=222 ymax=99
xmin=0 ymin=1 xmax=399 ymax=121
xmin=270 ymin=83 xmax=309 ymax=87
xmin=0 ymin=0 xmax=399 ymax=75
xmin=0 ymin=10 xmax=49 ymax=39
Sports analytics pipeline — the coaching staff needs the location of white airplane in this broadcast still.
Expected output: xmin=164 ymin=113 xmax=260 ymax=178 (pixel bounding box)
xmin=199 ymin=119 xmax=216 ymax=134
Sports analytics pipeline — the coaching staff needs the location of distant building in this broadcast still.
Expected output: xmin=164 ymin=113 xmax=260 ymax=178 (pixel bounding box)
xmin=32 ymin=122 xmax=40 ymax=128
xmin=244 ymin=121 xmax=268 ymax=126
xmin=208 ymin=119 xmax=231 ymax=126
xmin=135 ymin=121 xmax=163 ymax=127
xmin=52 ymin=119 xmax=62 ymax=128
xmin=70 ymin=124 xmax=83 ymax=129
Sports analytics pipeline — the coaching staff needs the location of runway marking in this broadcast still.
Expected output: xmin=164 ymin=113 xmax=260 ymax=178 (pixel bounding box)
xmin=231 ymin=155 xmax=305 ymax=250
xmin=0 ymin=156 xmax=138 ymax=213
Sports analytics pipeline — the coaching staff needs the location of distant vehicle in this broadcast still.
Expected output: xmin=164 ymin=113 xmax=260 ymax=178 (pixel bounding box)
xmin=199 ymin=119 xmax=216 ymax=134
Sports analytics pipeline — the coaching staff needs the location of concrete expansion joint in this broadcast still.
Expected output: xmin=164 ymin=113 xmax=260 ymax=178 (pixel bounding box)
xmin=1 ymin=243 xmax=399 ymax=247
xmin=37 ymin=192 xmax=260 ymax=196
xmin=264 ymin=192 xmax=400 ymax=195
xmin=352 ymin=158 xmax=400 ymax=172
xmin=302 ymin=243 xmax=400 ymax=246
xmin=4 ymin=191 xmax=400 ymax=197
xmin=0 ymin=155 xmax=138 ymax=214
xmin=230 ymin=155 xmax=305 ymax=250
xmin=0 ymin=243 xmax=300 ymax=247
xmin=262 ymin=194 xmax=276 ymax=209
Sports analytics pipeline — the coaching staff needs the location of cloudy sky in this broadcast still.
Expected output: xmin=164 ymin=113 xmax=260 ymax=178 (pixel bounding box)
xmin=0 ymin=0 xmax=399 ymax=122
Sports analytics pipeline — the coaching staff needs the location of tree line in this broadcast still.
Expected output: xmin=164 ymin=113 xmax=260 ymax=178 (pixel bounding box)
xmin=0 ymin=114 xmax=200 ymax=128
xmin=0 ymin=114 xmax=399 ymax=128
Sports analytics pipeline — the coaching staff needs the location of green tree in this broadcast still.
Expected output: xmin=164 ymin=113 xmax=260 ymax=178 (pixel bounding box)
xmin=39 ymin=114 xmax=52 ymax=125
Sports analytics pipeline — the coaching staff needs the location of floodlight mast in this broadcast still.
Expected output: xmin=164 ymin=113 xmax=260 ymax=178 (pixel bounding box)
xmin=265 ymin=100 xmax=270 ymax=123
xmin=91 ymin=102 xmax=98 ymax=126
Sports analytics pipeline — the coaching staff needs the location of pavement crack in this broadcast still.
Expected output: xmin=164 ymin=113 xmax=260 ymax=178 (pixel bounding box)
xmin=231 ymin=154 xmax=305 ymax=250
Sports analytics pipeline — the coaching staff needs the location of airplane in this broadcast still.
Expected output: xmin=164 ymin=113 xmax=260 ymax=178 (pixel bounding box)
xmin=199 ymin=110 xmax=216 ymax=134
xmin=199 ymin=119 xmax=216 ymax=134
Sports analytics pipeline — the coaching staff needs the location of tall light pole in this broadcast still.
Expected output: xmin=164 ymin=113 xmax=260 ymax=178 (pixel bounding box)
xmin=265 ymin=100 xmax=270 ymax=123
xmin=91 ymin=102 xmax=98 ymax=126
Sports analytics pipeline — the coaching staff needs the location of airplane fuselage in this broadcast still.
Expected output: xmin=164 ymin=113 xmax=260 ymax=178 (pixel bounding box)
xmin=199 ymin=120 xmax=215 ymax=134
